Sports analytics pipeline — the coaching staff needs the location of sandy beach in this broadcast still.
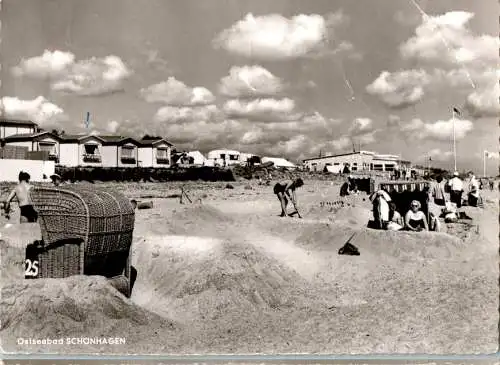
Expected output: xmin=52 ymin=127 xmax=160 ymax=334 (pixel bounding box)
xmin=0 ymin=179 xmax=498 ymax=355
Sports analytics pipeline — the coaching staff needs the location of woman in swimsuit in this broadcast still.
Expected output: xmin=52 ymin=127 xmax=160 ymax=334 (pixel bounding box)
xmin=273 ymin=178 xmax=304 ymax=217
xmin=404 ymin=200 xmax=428 ymax=232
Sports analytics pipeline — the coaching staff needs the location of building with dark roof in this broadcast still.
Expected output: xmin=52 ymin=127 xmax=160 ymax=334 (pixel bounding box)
xmin=0 ymin=119 xmax=38 ymax=139
xmin=1 ymin=120 xmax=174 ymax=168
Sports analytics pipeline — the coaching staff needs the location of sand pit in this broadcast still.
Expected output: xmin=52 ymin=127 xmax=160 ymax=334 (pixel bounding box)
xmin=131 ymin=236 xmax=314 ymax=320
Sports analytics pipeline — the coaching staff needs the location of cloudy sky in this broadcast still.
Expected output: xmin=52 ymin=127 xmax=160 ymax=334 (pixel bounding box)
xmin=1 ymin=0 xmax=498 ymax=172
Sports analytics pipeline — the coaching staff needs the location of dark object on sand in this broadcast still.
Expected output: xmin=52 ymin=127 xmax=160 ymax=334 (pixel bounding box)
xmin=338 ymin=233 xmax=359 ymax=255
xmin=458 ymin=211 xmax=473 ymax=220
xmin=338 ymin=242 xmax=360 ymax=256
xmin=130 ymin=199 xmax=138 ymax=209
xmin=288 ymin=210 xmax=302 ymax=218
xmin=225 ymin=184 xmax=235 ymax=189
xmin=137 ymin=201 xmax=153 ymax=209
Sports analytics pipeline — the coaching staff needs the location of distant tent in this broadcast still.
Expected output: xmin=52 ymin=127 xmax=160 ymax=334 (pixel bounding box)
xmin=261 ymin=157 xmax=296 ymax=169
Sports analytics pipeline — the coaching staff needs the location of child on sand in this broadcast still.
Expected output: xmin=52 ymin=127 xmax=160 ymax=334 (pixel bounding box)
xmin=273 ymin=178 xmax=304 ymax=217
xmin=387 ymin=202 xmax=404 ymax=231
xmin=5 ymin=171 xmax=38 ymax=223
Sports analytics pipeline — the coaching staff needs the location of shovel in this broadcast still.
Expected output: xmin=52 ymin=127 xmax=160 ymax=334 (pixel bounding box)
xmin=288 ymin=202 xmax=302 ymax=218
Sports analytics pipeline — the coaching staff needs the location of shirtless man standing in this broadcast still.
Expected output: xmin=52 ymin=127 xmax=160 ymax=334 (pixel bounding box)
xmin=273 ymin=178 xmax=304 ymax=217
xmin=5 ymin=171 xmax=38 ymax=223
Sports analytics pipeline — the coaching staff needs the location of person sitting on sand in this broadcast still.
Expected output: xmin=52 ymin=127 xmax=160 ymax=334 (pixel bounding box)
xmin=490 ymin=180 xmax=495 ymax=191
xmin=387 ymin=202 xmax=404 ymax=231
xmin=404 ymin=200 xmax=428 ymax=232
xmin=339 ymin=179 xmax=358 ymax=197
xmin=5 ymin=171 xmax=38 ymax=223
xmin=273 ymin=178 xmax=304 ymax=217
xmin=370 ymin=189 xmax=392 ymax=229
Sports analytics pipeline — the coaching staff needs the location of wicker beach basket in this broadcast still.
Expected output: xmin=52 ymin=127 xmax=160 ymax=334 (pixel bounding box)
xmin=376 ymin=180 xmax=431 ymax=220
xmin=28 ymin=185 xmax=135 ymax=297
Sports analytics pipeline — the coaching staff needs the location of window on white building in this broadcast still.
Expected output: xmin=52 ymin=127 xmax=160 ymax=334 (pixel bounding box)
xmin=385 ymin=164 xmax=395 ymax=172
xmin=352 ymin=163 xmax=358 ymax=171
xmin=84 ymin=144 xmax=99 ymax=155
xmin=39 ymin=143 xmax=56 ymax=155
xmin=121 ymin=146 xmax=135 ymax=158
xmin=157 ymin=148 xmax=168 ymax=158
xmin=229 ymin=154 xmax=239 ymax=161
xmin=373 ymin=164 xmax=384 ymax=171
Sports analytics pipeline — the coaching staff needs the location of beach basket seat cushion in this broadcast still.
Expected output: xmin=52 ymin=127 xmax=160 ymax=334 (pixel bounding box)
xmin=29 ymin=185 xmax=135 ymax=280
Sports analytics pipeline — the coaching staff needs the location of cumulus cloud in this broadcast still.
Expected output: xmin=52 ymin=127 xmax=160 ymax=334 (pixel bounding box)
xmin=373 ymin=12 xmax=498 ymax=114
xmin=213 ymin=11 xmax=352 ymax=60
xmin=401 ymin=117 xmax=474 ymax=141
xmin=12 ymin=50 xmax=132 ymax=96
xmin=366 ymin=69 xmax=430 ymax=108
xmin=153 ymin=105 xmax=220 ymax=124
xmin=348 ymin=117 xmax=374 ymax=136
xmin=140 ymin=77 xmax=215 ymax=106
xmin=0 ymin=96 xmax=66 ymax=127
xmin=219 ymin=65 xmax=284 ymax=98
xmin=465 ymin=83 xmax=500 ymax=118
xmin=139 ymin=77 xmax=220 ymax=139
xmin=12 ymin=50 xmax=75 ymax=78
xmin=106 ymin=120 xmax=120 ymax=134
xmin=400 ymin=11 xmax=499 ymax=68
xmin=223 ymin=98 xmax=295 ymax=122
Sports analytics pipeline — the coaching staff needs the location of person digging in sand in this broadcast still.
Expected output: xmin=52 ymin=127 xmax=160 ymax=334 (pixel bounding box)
xmin=273 ymin=178 xmax=304 ymax=218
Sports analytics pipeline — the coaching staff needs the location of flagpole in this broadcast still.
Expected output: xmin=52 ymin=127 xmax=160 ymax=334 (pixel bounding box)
xmin=452 ymin=109 xmax=457 ymax=172
xmin=483 ymin=151 xmax=487 ymax=178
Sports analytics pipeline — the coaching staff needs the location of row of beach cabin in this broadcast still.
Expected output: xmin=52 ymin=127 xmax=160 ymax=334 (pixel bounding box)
xmin=0 ymin=119 xmax=298 ymax=170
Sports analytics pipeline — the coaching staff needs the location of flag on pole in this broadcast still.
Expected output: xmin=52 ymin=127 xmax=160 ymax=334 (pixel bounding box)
xmin=485 ymin=150 xmax=499 ymax=159
xmin=452 ymin=107 xmax=461 ymax=116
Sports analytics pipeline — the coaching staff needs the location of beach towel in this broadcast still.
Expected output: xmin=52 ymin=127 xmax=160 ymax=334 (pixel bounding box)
xmin=387 ymin=222 xmax=403 ymax=231
xmin=378 ymin=196 xmax=390 ymax=222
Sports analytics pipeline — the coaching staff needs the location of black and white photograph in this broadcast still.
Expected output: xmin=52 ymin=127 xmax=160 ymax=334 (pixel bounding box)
xmin=0 ymin=0 xmax=498 ymax=358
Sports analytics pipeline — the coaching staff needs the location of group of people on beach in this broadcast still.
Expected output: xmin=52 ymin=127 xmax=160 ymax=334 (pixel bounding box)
xmin=272 ymin=170 xmax=487 ymax=231
xmin=369 ymin=190 xmax=435 ymax=232
xmin=369 ymin=171 xmax=484 ymax=232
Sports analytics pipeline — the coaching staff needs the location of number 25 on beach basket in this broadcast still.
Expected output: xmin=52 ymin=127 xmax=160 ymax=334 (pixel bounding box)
xmin=25 ymin=185 xmax=135 ymax=297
